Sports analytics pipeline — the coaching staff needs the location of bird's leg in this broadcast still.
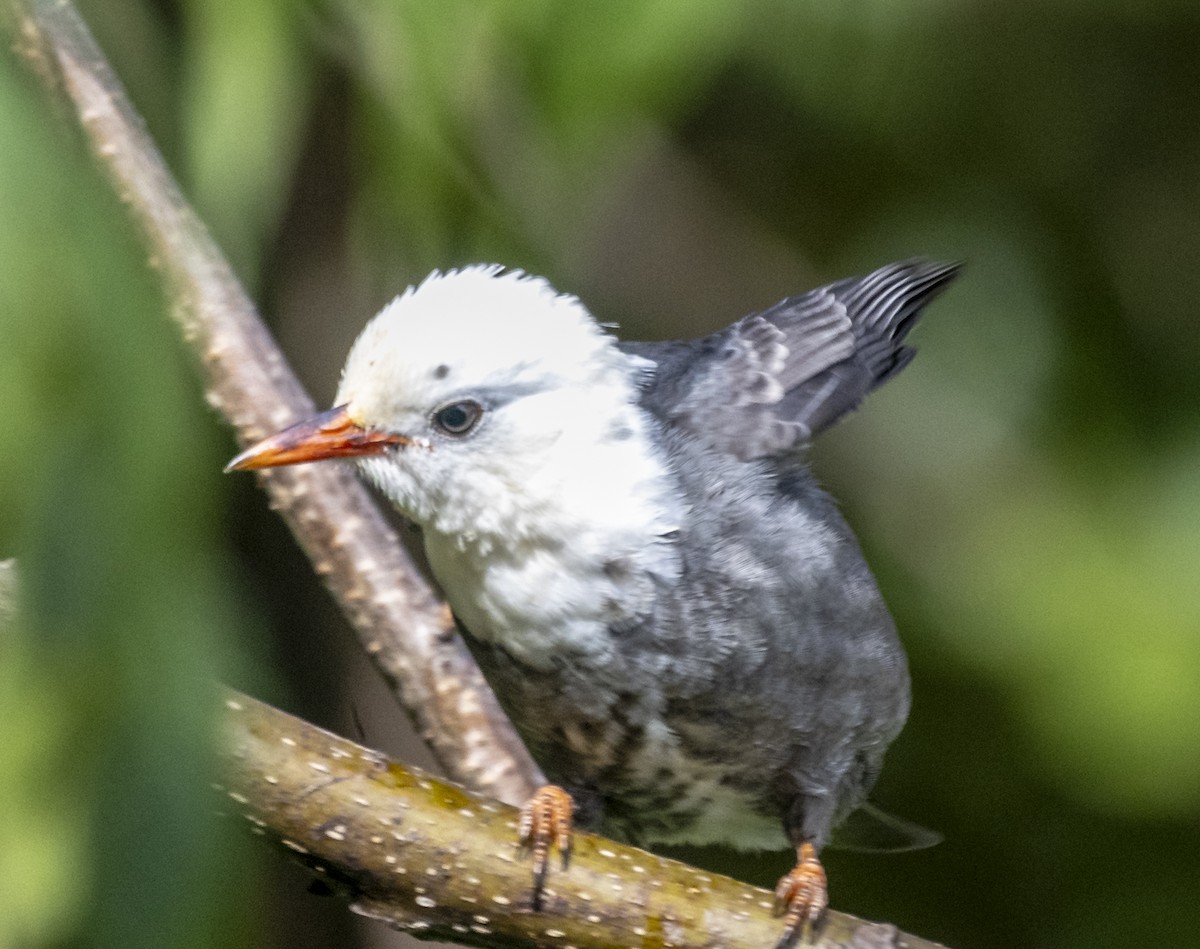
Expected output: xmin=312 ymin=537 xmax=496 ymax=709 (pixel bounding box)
xmin=518 ymin=784 xmax=574 ymax=909
xmin=773 ymin=841 xmax=829 ymax=947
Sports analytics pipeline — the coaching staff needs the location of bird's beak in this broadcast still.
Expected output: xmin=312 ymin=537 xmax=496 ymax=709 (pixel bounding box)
xmin=224 ymin=404 xmax=409 ymax=472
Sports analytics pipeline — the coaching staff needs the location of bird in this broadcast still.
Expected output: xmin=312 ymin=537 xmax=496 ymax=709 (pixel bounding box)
xmin=227 ymin=259 xmax=959 ymax=943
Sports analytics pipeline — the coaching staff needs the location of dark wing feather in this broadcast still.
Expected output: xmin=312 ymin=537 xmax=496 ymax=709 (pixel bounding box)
xmin=621 ymin=259 xmax=961 ymax=460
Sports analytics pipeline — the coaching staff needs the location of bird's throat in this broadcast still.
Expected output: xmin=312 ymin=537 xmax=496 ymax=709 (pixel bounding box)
xmin=421 ymin=428 xmax=681 ymax=669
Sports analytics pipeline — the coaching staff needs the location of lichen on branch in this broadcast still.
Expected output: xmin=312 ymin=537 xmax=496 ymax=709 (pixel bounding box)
xmin=218 ymin=691 xmax=941 ymax=949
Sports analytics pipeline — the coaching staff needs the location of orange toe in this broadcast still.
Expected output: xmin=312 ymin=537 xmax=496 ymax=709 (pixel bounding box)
xmin=518 ymin=784 xmax=574 ymax=909
xmin=773 ymin=842 xmax=829 ymax=946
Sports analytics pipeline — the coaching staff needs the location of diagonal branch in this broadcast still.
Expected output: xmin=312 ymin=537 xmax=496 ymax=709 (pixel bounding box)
xmin=4 ymin=0 xmax=541 ymax=805
xmin=219 ymin=689 xmax=945 ymax=949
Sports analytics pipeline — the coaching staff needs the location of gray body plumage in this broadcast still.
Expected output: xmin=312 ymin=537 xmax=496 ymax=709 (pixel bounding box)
xmin=226 ymin=256 xmax=959 ymax=921
xmin=448 ymin=260 xmax=958 ymax=851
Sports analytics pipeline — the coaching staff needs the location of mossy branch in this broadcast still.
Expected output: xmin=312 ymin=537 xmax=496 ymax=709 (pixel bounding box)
xmin=220 ymin=690 xmax=944 ymax=949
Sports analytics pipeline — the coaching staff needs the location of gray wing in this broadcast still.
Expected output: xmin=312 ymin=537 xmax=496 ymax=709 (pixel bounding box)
xmin=621 ymin=259 xmax=961 ymax=460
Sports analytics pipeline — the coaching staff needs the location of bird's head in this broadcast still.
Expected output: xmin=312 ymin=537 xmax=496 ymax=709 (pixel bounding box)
xmin=226 ymin=266 xmax=654 ymax=534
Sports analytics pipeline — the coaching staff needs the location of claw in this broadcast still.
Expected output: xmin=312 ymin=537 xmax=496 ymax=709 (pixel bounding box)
xmin=518 ymin=784 xmax=574 ymax=909
xmin=773 ymin=842 xmax=829 ymax=947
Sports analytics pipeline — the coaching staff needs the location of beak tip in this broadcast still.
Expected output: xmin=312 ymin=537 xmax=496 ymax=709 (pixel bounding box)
xmin=223 ymin=449 xmax=256 ymax=473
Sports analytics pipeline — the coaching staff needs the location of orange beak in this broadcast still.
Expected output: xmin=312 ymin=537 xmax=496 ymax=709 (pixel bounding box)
xmin=224 ymin=404 xmax=409 ymax=472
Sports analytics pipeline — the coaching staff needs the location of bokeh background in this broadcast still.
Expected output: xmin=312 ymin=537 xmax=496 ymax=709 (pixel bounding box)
xmin=3 ymin=1 xmax=1199 ymax=947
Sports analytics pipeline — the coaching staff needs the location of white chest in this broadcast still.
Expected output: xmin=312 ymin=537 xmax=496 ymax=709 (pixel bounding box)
xmin=424 ymin=526 xmax=666 ymax=670
xmin=419 ymin=410 xmax=683 ymax=669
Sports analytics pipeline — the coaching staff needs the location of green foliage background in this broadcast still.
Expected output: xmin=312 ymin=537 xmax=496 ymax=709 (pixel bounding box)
xmin=2 ymin=1 xmax=1198 ymax=947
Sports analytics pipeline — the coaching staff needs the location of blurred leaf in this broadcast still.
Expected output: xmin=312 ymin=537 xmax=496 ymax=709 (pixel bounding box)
xmin=180 ymin=0 xmax=313 ymax=286
xmin=335 ymin=0 xmax=745 ymax=277
xmin=955 ymin=460 xmax=1200 ymax=815
xmin=0 ymin=59 xmax=258 ymax=949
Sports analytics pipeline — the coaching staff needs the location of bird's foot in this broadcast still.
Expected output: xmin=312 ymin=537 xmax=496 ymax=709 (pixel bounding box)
xmin=518 ymin=784 xmax=574 ymax=909
xmin=773 ymin=842 xmax=829 ymax=947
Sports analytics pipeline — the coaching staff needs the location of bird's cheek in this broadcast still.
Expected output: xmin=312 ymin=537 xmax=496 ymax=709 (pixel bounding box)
xmin=505 ymin=396 xmax=571 ymax=447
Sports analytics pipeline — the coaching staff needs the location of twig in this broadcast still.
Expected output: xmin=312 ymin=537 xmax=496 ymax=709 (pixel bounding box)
xmin=3 ymin=0 xmax=542 ymax=804
xmin=219 ymin=690 xmax=944 ymax=949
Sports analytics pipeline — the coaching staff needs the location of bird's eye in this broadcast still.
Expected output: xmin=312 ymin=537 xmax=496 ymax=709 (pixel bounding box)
xmin=432 ymin=400 xmax=484 ymax=436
